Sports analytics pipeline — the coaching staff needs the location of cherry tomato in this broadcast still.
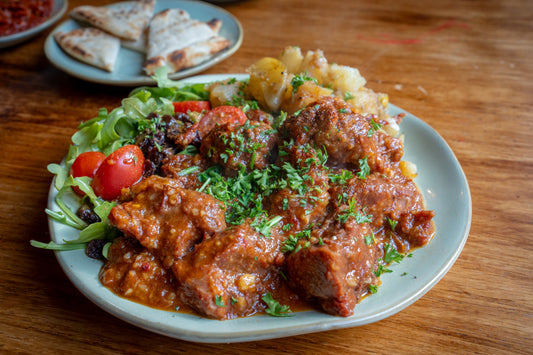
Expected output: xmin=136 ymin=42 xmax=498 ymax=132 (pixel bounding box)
xmin=197 ymin=106 xmax=248 ymax=137
xmin=173 ymin=101 xmax=211 ymax=114
xmin=70 ymin=151 xmax=106 ymax=196
xmin=91 ymin=145 xmax=145 ymax=201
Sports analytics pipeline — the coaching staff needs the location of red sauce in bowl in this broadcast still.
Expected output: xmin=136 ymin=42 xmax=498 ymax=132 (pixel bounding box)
xmin=0 ymin=0 xmax=54 ymax=37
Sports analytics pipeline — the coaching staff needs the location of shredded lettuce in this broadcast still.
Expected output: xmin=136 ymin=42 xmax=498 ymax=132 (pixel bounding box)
xmin=130 ymin=67 xmax=210 ymax=102
xmin=34 ymin=70 xmax=211 ymax=253
xmin=33 ymin=177 xmax=118 ymax=250
xmin=30 ymin=240 xmax=87 ymax=251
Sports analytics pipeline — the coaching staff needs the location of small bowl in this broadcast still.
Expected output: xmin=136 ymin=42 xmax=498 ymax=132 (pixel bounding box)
xmin=0 ymin=0 xmax=68 ymax=49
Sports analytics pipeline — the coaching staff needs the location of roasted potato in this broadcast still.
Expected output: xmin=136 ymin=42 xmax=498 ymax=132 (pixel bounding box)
xmin=247 ymin=57 xmax=292 ymax=111
xmin=208 ymin=79 xmax=242 ymax=108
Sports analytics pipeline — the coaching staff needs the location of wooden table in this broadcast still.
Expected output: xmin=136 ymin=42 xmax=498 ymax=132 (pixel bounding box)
xmin=1 ymin=0 xmax=531 ymax=353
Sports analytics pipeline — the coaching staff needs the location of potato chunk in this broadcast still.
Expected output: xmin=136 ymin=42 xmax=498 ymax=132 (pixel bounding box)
xmin=209 ymin=79 xmax=242 ymax=108
xmin=279 ymin=46 xmax=304 ymax=73
xmin=247 ymin=57 xmax=292 ymax=111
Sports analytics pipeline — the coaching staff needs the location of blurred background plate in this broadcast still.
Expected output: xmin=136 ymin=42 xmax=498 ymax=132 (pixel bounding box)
xmin=44 ymin=0 xmax=243 ymax=86
xmin=0 ymin=0 xmax=68 ymax=49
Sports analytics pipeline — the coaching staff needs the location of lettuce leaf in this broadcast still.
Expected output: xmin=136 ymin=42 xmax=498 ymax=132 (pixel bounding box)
xmin=38 ymin=69 xmax=209 ymax=252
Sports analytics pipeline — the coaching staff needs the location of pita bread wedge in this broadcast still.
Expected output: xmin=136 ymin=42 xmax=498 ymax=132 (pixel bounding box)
xmin=54 ymin=28 xmax=120 ymax=72
xmin=144 ymin=8 xmax=230 ymax=75
xmin=70 ymin=0 xmax=155 ymax=41
xmin=121 ymin=28 xmax=148 ymax=53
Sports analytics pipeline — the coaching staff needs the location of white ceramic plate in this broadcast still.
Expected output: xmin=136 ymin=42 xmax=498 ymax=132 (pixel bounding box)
xmin=48 ymin=74 xmax=471 ymax=343
xmin=43 ymin=1 xmax=243 ymax=86
xmin=0 ymin=0 xmax=68 ymax=49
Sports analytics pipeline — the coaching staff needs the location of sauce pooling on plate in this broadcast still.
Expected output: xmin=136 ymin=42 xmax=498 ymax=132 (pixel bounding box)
xmin=0 ymin=0 xmax=53 ymax=37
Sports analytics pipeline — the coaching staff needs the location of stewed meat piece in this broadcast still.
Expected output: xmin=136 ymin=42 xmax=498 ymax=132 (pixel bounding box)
xmin=108 ymin=175 xmax=226 ymax=268
xmin=172 ymin=221 xmax=286 ymax=320
xmin=200 ymin=120 xmax=278 ymax=175
xmin=100 ymin=237 xmax=179 ymax=310
xmin=160 ymin=153 xmax=209 ymax=190
xmin=264 ymin=138 xmax=330 ymax=232
xmin=285 ymin=218 xmax=379 ymax=317
xmin=282 ymin=96 xmax=403 ymax=174
xmin=330 ymin=172 xmax=435 ymax=249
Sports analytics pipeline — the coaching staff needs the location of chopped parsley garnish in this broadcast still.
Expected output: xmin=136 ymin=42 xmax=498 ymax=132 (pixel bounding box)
xmin=281 ymin=225 xmax=313 ymax=253
xmin=262 ymin=293 xmax=293 ymax=317
xmin=291 ymin=72 xmax=318 ymax=93
xmin=215 ymin=295 xmax=225 ymax=307
xmin=153 ymin=141 xmax=162 ymax=152
xmin=344 ymin=92 xmax=355 ymax=101
xmin=337 ymin=199 xmax=355 ymax=224
xmin=337 ymin=198 xmax=373 ymax=225
xmin=329 ymin=170 xmax=353 ymax=185
xmin=356 ymin=156 xmax=370 ymax=179
xmin=337 ymin=191 xmax=349 ymax=204
xmin=373 ymin=261 xmax=392 ymax=277
xmin=273 ymin=111 xmax=288 ymax=129
xmin=364 ymin=232 xmax=375 ymax=245
xmin=282 ymin=223 xmax=293 ymax=231
xmin=281 ymin=234 xmax=300 ymax=253
xmin=387 ymin=217 xmax=398 ymax=231
xmin=251 ymin=215 xmax=283 ymax=238
xmin=383 ymin=243 xmax=404 ymax=263
xmin=177 ymin=166 xmax=200 ymax=176
xmin=354 ymin=209 xmax=373 ymax=223
xmin=367 ymin=118 xmax=383 ymax=137
xmin=282 ymin=198 xmax=289 ymax=210
xmin=368 ymin=284 xmax=379 ymax=294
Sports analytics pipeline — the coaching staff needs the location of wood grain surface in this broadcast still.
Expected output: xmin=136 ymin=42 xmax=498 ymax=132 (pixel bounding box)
xmin=1 ymin=0 xmax=532 ymax=353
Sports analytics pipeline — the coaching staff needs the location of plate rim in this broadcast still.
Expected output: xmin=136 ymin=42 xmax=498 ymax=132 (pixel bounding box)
xmin=47 ymin=73 xmax=472 ymax=343
xmin=43 ymin=0 xmax=243 ymax=86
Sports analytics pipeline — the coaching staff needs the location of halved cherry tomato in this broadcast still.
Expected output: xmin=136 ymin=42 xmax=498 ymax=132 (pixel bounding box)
xmin=197 ymin=106 xmax=248 ymax=137
xmin=91 ymin=145 xmax=145 ymax=201
xmin=70 ymin=151 xmax=106 ymax=196
xmin=173 ymin=101 xmax=211 ymax=114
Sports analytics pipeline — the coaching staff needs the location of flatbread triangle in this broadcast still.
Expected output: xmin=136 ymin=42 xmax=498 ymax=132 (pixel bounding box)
xmin=70 ymin=0 xmax=155 ymax=41
xmin=144 ymin=8 xmax=230 ymax=75
xmin=54 ymin=27 xmax=121 ymax=72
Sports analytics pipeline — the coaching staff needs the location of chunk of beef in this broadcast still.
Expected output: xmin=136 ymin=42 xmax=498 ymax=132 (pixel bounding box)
xmin=100 ymin=237 xmax=178 ymax=310
xmin=265 ymin=164 xmax=329 ymax=232
xmin=397 ymin=209 xmax=435 ymax=248
xmin=330 ymin=172 xmax=435 ymax=249
xmin=108 ymin=175 xmax=226 ymax=268
xmin=282 ymin=96 xmax=403 ymax=174
xmin=200 ymin=121 xmax=278 ymax=175
xmin=172 ymin=221 xmax=285 ymax=319
xmin=264 ymin=138 xmax=330 ymax=232
xmin=285 ymin=218 xmax=379 ymax=317
xmin=160 ymin=153 xmax=209 ymax=190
